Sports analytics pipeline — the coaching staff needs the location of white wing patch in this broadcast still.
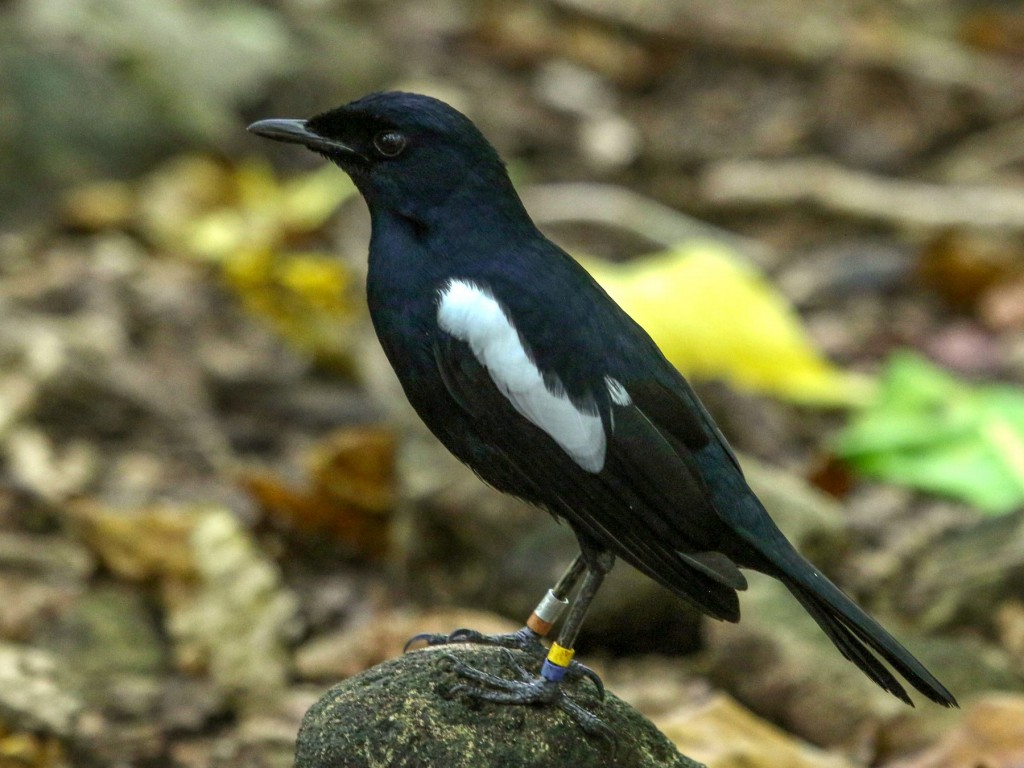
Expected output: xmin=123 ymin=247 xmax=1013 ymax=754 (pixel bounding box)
xmin=605 ymin=376 xmax=631 ymax=406
xmin=437 ymin=279 xmax=606 ymax=473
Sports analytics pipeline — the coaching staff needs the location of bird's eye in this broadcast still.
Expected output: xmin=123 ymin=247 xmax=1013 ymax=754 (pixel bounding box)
xmin=373 ymin=130 xmax=407 ymax=157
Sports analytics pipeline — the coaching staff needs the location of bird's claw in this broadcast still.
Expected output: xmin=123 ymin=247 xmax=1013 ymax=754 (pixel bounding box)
xmin=403 ymin=626 xmax=602 ymax=700
xmin=568 ymin=660 xmax=605 ymax=700
xmin=438 ymin=649 xmax=613 ymax=742
xmin=403 ymin=631 xmax=448 ymax=652
xmin=406 ymin=626 xmax=605 ymax=698
xmin=404 ymin=625 xmax=543 ymax=653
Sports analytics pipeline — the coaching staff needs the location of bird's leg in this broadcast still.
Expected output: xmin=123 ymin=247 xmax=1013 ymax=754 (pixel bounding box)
xmin=405 ymin=554 xmax=587 ymax=654
xmin=442 ymin=546 xmax=615 ymax=738
xmin=534 ymin=549 xmax=610 ymax=692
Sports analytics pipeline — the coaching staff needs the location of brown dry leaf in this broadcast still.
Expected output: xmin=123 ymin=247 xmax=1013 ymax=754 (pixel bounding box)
xmin=654 ymin=692 xmax=856 ymax=768
xmin=0 ymin=644 xmax=82 ymax=738
xmin=806 ymin=454 xmax=857 ymax=500
xmin=885 ymin=695 xmax=1024 ymax=768
xmin=917 ymin=232 xmax=1023 ymax=311
xmin=69 ymin=502 xmax=200 ymax=582
xmin=0 ymin=575 xmax=82 ymax=643
xmin=164 ymin=508 xmax=299 ymax=711
xmin=959 ymin=9 xmax=1024 ymax=56
xmin=980 ymin=276 xmax=1024 ymax=331
xmin=0 ymin=729 xmax=67 ymax=768
xmin=472 ymin=3 xmax=656 ymax=87
xmin=62 ymin=180 xmax=135 ymax=231
xmin=995 ymin=600 xmax=1024 ymax=665
xmin=6 ymin=429 xmax=98 ymax=506
xmin=242 ymin=426 xmax=397 ymax=558
xmin=294 ymin=606 xmax=518 ymax=681
xmin=308 ymin=427 xmax=397 ymax=513
xmin=60 ymin=500 xmax=296 ymax=717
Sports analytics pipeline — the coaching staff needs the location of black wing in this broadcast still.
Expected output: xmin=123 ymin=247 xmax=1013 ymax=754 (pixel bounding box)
xmin=432 ymin=330 xmax=747 ymax=621
xmin=433 ymin=328 xmax=956 ymax=707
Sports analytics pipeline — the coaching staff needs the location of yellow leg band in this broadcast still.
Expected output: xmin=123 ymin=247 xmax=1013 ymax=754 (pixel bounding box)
xmin=546 ymin=642 xmax=575 ymax=668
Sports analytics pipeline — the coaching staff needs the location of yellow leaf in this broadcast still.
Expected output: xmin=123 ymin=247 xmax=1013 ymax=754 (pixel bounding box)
xmin=137 ymin=155 xmax=234 ymax=250
xmin=133 ymin=155 xmax=356 ymax=261
xmin=280 ymin=163 xmax=357 ymax=231
xmin=221 ymin=248 xmax=360 ymax=370
xmin=185 ymin=207 xmax=250 ymax=259
xmin=234 ymin=158 xmax=284 ymax=211
xmin=581 ymin=242 xmax=875 ymax=407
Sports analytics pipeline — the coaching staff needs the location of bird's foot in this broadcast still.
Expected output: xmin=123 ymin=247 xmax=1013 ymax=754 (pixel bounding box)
xmin=406 ymin=625 xmax=544 ymax=654
xmin=406 ymin=626 xmax=604 ymax=697
xmin=441 ymin=649 xmax=613 ymax=742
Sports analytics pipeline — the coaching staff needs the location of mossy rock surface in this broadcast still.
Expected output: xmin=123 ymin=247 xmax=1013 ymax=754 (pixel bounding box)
xmin=295 ymin=644 xmax=703 ymax=768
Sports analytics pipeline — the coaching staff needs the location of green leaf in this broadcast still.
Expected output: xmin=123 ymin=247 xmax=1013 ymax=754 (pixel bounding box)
xmin=836 ymin=352 xmax=1024 ymax=514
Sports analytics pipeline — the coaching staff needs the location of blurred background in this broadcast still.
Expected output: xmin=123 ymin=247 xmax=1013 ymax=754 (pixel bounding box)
xmin=2 ymin=0 xmax=1024 ymax=766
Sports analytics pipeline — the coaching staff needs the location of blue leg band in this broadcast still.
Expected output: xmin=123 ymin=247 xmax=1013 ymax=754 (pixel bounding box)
xmin=541 ymin=659 xmax=568 ymax=682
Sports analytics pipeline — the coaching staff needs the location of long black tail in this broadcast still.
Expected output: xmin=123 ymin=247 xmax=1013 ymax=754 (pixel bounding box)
xmin=777 ymin=555 xmax=957 ymax=707
xmin=694 ymin=436 xmax=956 ymax=706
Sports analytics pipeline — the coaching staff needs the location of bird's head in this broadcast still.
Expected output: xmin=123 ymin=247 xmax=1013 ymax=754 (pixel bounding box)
xmin=248 ymin=92 xmax=519 ymax=225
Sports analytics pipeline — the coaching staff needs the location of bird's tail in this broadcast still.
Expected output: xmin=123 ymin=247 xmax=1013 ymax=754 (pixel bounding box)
xmin=777 ymin=555 xmax=957 ymax=707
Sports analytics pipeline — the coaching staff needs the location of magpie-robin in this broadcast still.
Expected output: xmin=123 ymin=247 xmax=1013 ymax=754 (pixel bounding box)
xmin=248 ymin=92 xmax=956 ymax=733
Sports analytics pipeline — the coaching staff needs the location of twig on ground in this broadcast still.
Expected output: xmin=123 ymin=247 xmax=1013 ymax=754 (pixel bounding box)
xmin=701 ymin=157 xmax=1024 ymax=231
xmin=522 ymin=182 xmax=767 ymax=255
xmin=550 ymin=0 xmax=1024 ymax=112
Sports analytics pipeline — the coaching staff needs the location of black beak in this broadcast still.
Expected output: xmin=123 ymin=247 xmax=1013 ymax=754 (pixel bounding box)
xmin=247 ymin=118 xmax=359 ymax=157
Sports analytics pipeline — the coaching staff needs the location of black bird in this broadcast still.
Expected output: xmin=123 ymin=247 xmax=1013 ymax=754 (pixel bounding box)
xmin=248 ymin=92 xmax=956 ymax=732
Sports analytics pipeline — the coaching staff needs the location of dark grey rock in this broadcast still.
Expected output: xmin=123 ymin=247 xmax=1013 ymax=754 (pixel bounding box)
xmin=295 ymin=645 xmax=703 ymax=768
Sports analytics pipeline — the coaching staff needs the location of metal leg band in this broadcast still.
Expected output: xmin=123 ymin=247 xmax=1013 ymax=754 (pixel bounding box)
xmin=526 ymin=589 xmax=569 ymax=636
